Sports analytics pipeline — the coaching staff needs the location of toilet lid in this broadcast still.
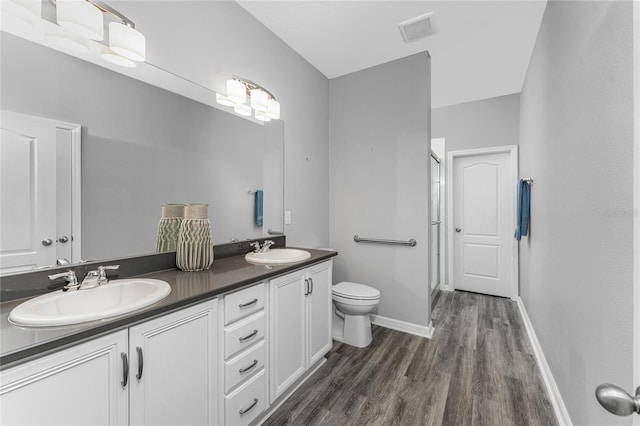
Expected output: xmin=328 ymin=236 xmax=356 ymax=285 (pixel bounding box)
xmin=332 ymin=282 xmax=380 ymax=300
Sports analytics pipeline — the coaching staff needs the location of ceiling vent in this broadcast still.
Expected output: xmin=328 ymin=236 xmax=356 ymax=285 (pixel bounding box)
xmin=398 ymin=12 xmax=434 ymax=43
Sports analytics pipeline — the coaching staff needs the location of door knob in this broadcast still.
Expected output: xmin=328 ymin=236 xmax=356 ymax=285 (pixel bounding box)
xmin=455 ymin=228 xmax=461 ymax=233
xmin=595 ymin=384 xmax=640 ymax=416
xmin=57 ymin=236 xmax=69 ymax=243
xmin=42 ymin=239 xmax=53 ymax=246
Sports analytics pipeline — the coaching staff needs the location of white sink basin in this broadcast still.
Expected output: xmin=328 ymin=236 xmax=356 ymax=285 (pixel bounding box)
xmin=9 ymin=279 xmax=171 ymax=327
xmin=245 ymin=249 xmax=311 ymax=265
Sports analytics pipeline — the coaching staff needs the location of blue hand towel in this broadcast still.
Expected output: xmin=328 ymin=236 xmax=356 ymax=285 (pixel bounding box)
xmin=255 ymin=190 xmax=263 ymax=227
xmin=514 ymin=180 xmax=530 ymax=241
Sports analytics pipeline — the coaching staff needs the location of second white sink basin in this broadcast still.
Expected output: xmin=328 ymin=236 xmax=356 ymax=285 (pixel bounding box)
xmin=245 ymin=249 xmax=311 ymax=265
xmin=9 ymin=279 xmax=171 ymax=327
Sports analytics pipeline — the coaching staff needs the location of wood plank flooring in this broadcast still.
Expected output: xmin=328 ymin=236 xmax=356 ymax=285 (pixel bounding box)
xmin=264 ymin=291 xmax=557 ymax=426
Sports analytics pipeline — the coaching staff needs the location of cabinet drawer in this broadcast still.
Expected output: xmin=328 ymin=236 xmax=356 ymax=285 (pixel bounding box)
xmin=225 ymin=371 xmax=266 ymax=426
xmin=225 ymin=283 xmax=265 ymax=324
xmin=225 ymin=341 xmax=265 ymax=393
xmin=225 ymin=311 xmax=265 ymax=359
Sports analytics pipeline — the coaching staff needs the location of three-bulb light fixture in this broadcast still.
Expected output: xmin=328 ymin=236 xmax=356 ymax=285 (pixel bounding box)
xmin=216 ymin=77 xmax=281 ymax=122
xmin=4 ymin=0 xmax=145 ymax=68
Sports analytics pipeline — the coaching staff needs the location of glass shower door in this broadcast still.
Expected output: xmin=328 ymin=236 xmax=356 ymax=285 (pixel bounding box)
xmin=430 ymin=155 xmax=441 ymax=292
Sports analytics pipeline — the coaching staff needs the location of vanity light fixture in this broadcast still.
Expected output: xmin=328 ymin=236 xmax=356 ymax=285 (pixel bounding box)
xmin=56 ymin=0 xmax=104 ymax=41
xmin=216 ymin=76 xmax=281 ymax=120
xmin=44 ymin=0 xmax=146 ymax=67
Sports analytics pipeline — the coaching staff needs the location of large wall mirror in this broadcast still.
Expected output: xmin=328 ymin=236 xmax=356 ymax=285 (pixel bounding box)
xmin=0 ymin=33 xmax=284 ymax=274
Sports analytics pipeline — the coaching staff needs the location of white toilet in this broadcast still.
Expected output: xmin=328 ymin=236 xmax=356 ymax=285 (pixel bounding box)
xmin=331 ymin=281 xmax=381 ymax=348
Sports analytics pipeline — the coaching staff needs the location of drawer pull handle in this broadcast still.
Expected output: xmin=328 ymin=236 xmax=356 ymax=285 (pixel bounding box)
xmin=238 ymin=298 xmax=258 ymax=309
xmin=136 ymin=346 xmax=144 ymax=381
xmin=239 ymin=329 xmax=259 ymax=342
xmin=239 ymin=398 xmax=259 ymax=415
xmin=121 ymin=352 xmax=129 ymax=388
xmin=239 ymin=359 xmax=259 ymax=374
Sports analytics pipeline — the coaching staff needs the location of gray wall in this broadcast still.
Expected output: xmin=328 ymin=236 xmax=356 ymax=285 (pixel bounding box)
xmin=114 ymin=1 xmax=330 ymax=248
xmin=519 ymin=1 xmax=634 ymax=424
xmin=431 ymin=93 xmax=521 ymax=286
xmin=1 ymin=35 xmax=266 ymax=260
xmin=329 ymin=53 xmax=431 ymax=327
xmin=432 ymin=93 xmax=520 ymax=154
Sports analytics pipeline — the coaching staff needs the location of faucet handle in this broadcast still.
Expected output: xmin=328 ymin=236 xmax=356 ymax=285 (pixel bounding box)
xmin=97 ymin=265 xmax=119 ymax=280
xmin=48 ymin=270 xmax=79 ymax=291
xmin=261 ymin=240 xmax=275 ymax=252
xmin=249 ymin=242 xmax=262 ymax=252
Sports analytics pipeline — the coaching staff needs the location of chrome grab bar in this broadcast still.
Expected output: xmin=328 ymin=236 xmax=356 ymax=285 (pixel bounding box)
xmin=267 ymin=229 xmax=284 ymax=235
xmin=353 ymin=235 xmax=417 ymax=247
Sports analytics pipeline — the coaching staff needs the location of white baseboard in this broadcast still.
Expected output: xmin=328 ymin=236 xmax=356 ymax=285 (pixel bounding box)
xmin=370 ymin=314 xmax=434 ymax=339
xmin=516 ymin=297 xmax=573 ymax=426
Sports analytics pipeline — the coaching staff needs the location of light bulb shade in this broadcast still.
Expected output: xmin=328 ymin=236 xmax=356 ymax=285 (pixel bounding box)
xmin=265 ymin=99 xmax=280 ymax=119
xmin=234 ymin=103 xmax=252 ymax=117
xmin=250 ymin=89 xmax=268 ymax=112
xmin=56 ymin=0 xmax=104 ymax=41
xmin=6 ymin=0 xmax=41 ymax=18
xmin=100 ymin=47 xmax=136 ymax=68
xmin=109 ymin=22 xmax=145 ymax=62
xmin=227 ymin=80 xmax=246 ymax=104
xmin=216 ymin=93 xmax=236 ymax=107
xmin=255 ymin=111 xmax=271 ymax=122
xmin=45 ymin=30 xmax=91 ymax=53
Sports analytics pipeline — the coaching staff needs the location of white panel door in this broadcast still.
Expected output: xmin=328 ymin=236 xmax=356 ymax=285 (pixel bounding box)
xmin=453 ymin=151 xmax=513 ymax=298
xmin=129 ymin=300 xmax=218 ymax=426
xmin=0 ymin=111 xmax=79 ymax=273
xmin=269 ymin=270 xmax=306 ymax=403
xmin=0 ymin=116 xmax=56 ymax=272
xmin=307 ymin=261 xmax=333 ymax=366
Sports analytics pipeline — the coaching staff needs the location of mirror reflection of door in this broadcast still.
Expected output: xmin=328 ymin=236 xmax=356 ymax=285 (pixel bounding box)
xmin=430 ymin=154 xmax=441 ymax=294
xmin=0 ymin=111 xmax=81 ymax=274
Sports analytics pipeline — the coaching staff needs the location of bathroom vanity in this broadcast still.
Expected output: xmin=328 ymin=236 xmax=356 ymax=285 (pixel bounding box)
xmin=0 ymin=247 xmax=336 ymax=426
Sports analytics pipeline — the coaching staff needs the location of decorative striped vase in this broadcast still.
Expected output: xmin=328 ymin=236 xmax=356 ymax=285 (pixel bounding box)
xmin=176 ymin=204 xmax=214 ymax=272
xmin=155 ymin=204 xmax=186 ymax=253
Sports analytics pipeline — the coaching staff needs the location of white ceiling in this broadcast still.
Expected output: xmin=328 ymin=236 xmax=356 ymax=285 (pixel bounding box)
xmin=236 ymin=1 xmax=547 ymax=108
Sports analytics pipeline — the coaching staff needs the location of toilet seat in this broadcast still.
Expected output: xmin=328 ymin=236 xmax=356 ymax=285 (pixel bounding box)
xmin=332 ymin=282 xmax=380 ymax=300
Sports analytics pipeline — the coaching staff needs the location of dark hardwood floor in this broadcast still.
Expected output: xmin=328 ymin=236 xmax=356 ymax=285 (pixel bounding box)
xmin=264 ymin=290 xmax=557 ymax=426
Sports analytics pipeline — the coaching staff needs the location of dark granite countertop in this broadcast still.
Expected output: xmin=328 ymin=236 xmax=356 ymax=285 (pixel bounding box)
xmin=0 ymin=248 xmax=337 ymax=370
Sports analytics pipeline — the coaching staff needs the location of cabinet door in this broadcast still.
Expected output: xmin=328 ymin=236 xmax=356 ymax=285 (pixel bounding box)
xmin=307 ymin=261 xmax=333 ymax=365
xmin=129 ymin=300 xmax=218 ymax=426
xmin=269 ymin=270 xmax=306 ymax=403
xmin=0 ymin=330 xmax=128 ymax=426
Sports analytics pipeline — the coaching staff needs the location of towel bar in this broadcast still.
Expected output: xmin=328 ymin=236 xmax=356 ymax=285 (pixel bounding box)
xmin=353 ymin=235 xmax=417 ymax=247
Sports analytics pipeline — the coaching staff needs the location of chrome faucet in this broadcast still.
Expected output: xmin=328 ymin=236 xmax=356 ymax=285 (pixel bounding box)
xmin=48 ymin=270 xmax=79 ymax=292
xmin=81 ymin=265 xmax=120 ymax=289
xmin=249 ymin=240 xmax=275 ymax=253
xmin=260 ymin=240 xmax=275 ymax=252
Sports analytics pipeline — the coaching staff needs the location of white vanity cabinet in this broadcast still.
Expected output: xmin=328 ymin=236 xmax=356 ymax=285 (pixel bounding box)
xmin=129 ymin=299 xmax=218 ymax=426
xmin=0 ymin=330 xmax=129 ymax=426
xmin=222 ymin=282 xmax=267 ymax=426
xmin=0 ymin=299 xmax=218 ymax=426
xmin=269 ymin=260 xmax=333 ymax=403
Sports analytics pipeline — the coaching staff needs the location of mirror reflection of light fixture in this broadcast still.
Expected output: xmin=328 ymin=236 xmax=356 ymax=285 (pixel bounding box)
xmin=216 ymin=76 xmax=281 ymax=120
xmin=45 ymin=28 xmax=91 ymax=53
xmin=234 ymin=103 xmax=252 ymax=117
xmin=100 ymin=46 xmax=136 ymax=67
xmin=44 ymin=0 xmax=146 ymax=67
xmin=108 ymin=22 xmax=145 ymax=62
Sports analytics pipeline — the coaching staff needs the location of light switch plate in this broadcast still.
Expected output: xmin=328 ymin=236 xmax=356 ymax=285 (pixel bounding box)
xmin=284 ymin=210 xmax=291 ymax=225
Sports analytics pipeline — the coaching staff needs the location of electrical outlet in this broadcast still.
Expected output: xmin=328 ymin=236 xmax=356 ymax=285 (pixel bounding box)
xmin=284 ymin=210 xmax=292 ymax=225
